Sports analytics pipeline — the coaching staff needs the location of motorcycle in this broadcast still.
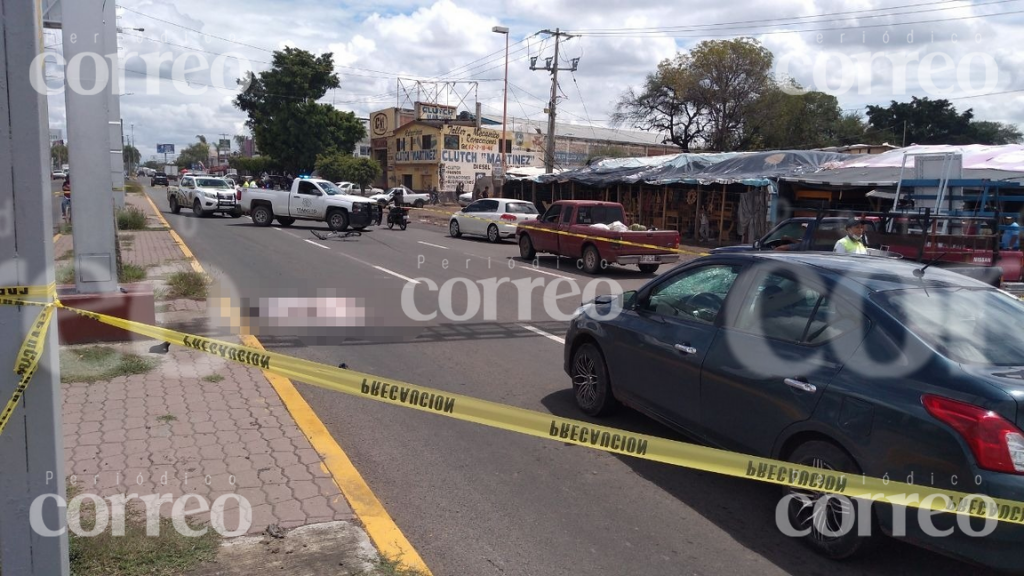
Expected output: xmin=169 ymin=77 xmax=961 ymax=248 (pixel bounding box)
xmin=386 ymin=204 xmax=408 ymax=230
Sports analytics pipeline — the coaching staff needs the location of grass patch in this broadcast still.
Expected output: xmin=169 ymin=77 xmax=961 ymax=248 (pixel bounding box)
xmin=116 ymin=206 xmax=148 ymax=231
xmin=55 ymin=263 xmax=148 ymax=285
xmin=165 ymin=271 xmax=210 ymax=300
xmin=365 ymin=555 xmax=431 ymax=576
xmin=120 ymin=263 xmax=147 ymax=283
xmin=59 ymin=221 xmax=73 ymax=235
xmin=67 ymin=486 xmax=220 ymax=576
xmin=55 ymin=249 xmax=74 ymax=261
xmin=201 ymin=374 xmax=224 ymax=383
xmin=60 ymin=346 xmax=159 ymax=384
xmin=125 ymin=181 xmax=143 ymax=194
xmin=156 ymin=414 xmax=177 ymax=423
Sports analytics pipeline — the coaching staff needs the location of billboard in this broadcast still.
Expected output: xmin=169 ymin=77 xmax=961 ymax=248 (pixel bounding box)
xmin=156 ymin=144 xmax=175 ymax=154
xmin=218 ymin=139 xmax=231 ymax=150
xmin=415 ymin=102 xmax=457 ymax=122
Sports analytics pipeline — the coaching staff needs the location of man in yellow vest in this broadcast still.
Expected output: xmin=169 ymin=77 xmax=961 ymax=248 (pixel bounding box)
xmin=834 ymin=218 xmax=868 ymax=254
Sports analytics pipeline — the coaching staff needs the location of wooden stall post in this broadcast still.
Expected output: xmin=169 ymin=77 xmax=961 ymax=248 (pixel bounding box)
xmin=719 ymin=184 xmax=727 ymax=243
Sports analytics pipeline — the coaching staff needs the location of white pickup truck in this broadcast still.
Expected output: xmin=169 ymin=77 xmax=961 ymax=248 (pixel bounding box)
xmin=369 ymin=186 xmax=431 ymax=208
xmin=336 ymin=182 xmax=384 ymax=196
xmin=168 ymin=174 xmax=242 ymax=217
xmin=241 ymin=177 xmax=376 ymax=230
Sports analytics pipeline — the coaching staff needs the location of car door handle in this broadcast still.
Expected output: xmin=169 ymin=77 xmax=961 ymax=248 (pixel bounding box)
xmin=784 ymin=378 xmax=817 ymax=393
xmin=674 ymin=344 xmax=697 ymax=355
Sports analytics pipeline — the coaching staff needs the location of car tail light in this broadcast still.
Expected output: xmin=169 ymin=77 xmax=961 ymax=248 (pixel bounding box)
xmin=236 ymin=188 xmax=242 ymax=201
xmin=923 ymin=395 xmax=1024 ymax=474
xmin=500 ymin=213 xmax=517 ymax=222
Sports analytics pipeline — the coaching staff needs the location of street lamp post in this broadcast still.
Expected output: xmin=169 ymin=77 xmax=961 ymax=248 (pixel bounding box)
xmin=492 ymin=25 xmax=509 ymax=196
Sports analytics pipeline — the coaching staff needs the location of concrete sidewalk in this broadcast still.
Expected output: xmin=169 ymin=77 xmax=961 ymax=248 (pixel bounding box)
xmin=55 ymin=188 xmax=414 ymax=574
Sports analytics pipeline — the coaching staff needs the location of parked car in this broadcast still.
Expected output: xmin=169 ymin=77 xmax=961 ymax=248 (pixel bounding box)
xmin=449 ymin=199 xmax=539 ymax=243
xmin=564 ymin=251 xmax=1024 ymax=573
xmin=336 ymin=182 xmax=384 ymax=196
xmin=52 ymin=170 xmax=66 ymax=180
xmin=517 ymin=200 xmax=680 ymax=273
xmin=458 ymin=191 xmax=473 ymax=207
xmin=151 ymin=173 xmax=169 ymax=186
xmin=369 ymin=186 xmax=430 ymax=208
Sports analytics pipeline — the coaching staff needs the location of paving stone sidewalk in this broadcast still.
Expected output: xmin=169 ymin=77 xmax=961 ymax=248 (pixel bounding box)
xmin=57 ymin=192 xmax=358 ymax=535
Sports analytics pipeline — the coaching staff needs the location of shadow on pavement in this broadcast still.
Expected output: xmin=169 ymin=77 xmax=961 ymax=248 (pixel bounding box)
xmin=538 ymin=389 xmax=976 ymax=576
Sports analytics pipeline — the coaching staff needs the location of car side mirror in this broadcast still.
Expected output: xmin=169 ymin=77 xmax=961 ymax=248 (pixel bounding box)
xmin=753 ymin=239 xmax=761 ymax=249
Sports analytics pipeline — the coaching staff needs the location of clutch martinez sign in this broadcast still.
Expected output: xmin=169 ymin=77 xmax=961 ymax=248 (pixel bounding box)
xmin=416 ymin=102 xmax=457 ymax=121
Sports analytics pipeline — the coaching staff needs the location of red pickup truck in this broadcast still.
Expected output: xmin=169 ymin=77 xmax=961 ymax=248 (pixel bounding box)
xmin=516 ymin=200 xmax=680 ymax=273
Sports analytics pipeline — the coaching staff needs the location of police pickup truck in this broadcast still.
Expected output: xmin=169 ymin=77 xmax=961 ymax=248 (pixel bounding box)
xmin=241 ymin=177 xmax=376 ymax=231
xmin=168 ymin=174 xmax=242 ymax=218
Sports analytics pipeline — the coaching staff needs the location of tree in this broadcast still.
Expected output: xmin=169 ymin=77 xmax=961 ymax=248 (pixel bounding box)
xmin=123 ymin=145 xmax=141 ymax=167
xmin=690 ymin=38 xmax=774 ymax=151
xmin=865 ymin=97 xmax=974 ymax=145
xmin=612 ymin=54 xmax=707 ymax=151
xmin=315 ymin=153 xmax=381 ymax=191
xmin=176 ymin=136 xmax=210 ymax=169
xmin=51 ymin=143 xmax=68 ymax=168
xmin=968 ymin=121 xmax=1023 ymax=145
xmin=613 ymin=38 xmax=775 ymax=151
xmin=235 ymin=47 xmax=366 ymax=174
xmin=143 ymin=160 xmax=160 ymax=170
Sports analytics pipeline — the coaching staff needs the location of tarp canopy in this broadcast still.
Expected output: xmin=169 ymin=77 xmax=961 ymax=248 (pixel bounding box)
xmin=838 ymin=144 xmax=1024 ymax=171
xmin=534 ymin=150 xmax=853 ymax=188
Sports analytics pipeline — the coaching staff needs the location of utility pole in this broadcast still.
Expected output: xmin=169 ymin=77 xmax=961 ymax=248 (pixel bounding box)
xmin=532 ymin=29 xmax=578 ymax=173
xmin=0 ymin=1 xmax=70 ymax=574
xmin=105 ymin=0 xmax=124 ymax=209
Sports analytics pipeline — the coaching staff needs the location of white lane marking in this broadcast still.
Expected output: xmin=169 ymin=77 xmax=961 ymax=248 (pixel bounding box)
xmin=417 ymin=241 xmax=449 ymax=250
xmin=522 ymin=266 xmax=575 ymax=280
xmin=304 ymin=239 xmax=330 ymax=250
xmin=519 ymin=324 xmax=565 ymax=344
xmin=373 ymin=265 xmax=421 ymax=285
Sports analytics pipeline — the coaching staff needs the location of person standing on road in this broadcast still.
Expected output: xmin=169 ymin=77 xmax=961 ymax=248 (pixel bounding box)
xmin=834 ymin=218 xmax=868 ymax=254
xmin=61 ymin=175 xmax=71 ymax=223
xmin=1001 ymin=216 xmax=1020 ymax=250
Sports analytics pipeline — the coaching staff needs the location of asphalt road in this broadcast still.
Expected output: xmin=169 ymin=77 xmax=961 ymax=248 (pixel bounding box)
xmin=143 ymin=185 xmax=975 ymax=576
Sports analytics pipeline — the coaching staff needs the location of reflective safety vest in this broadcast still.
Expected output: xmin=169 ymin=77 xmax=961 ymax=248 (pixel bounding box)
xmin=837 ymin=236 xmax=867 ymax=254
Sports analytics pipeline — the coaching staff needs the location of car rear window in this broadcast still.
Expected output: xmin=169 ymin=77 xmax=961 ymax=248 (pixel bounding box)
xmin=877 ymin=288 xmax=1024 ymax=365
xmin=197 ymin=178 xmax=229 ymax=188
xmin=505 ymin=202 xmax=538 ymax=214
xmin=576 ymin=205 xmax=624 ymax=225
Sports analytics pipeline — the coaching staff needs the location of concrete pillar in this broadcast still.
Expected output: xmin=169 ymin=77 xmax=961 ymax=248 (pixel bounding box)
xmin=0 ymin=0 xmax=70 ymax=573
xmin=104 ymin=0 xmax=124 ymax=209
xmin=63 ymin=0 xmax=119 ymax=294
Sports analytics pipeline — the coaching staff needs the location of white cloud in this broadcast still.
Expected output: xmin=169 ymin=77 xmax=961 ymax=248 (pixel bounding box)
xmin=42 ymin=0 xmax=1024 ymax=160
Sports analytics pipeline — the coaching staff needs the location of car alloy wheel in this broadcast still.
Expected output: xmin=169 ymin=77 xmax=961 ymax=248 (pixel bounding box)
xmin=570 ymin=343 xmax=618 ymax=417
xmin=784 ymin=441 xmax=874 ymax=560
xmin=449 ymin=219 xmax=461 ymax=238
xmin=487 ymin=224 xmax=500 ymax=243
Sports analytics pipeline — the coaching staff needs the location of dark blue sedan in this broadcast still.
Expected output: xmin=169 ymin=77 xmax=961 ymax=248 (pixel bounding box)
xmin=564 ymin=252 xmax=1024 ymax=572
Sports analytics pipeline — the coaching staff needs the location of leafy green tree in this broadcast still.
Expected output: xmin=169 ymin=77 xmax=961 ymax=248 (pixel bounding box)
xmin=612 ymin=54 xmax=707 ymax=151
xmin=123 ymin=145 xmax=141 ymax=167
xmin=968 ymin=121 xmax=1023 ymax=145
xmin=315 ymin=153 xmax=381 ymax=191
xmin=176 ymin=136 xmax=210 ymax=170
xmin=51 ymin=143 xmax=68 ymax=167
xmin=143 ymin=160 xmax=160 ymax=170
xmin=689 ymin=38 xmax=774 ymax=151
xmin=235 ymin=47 xmax=366 ymax=174
xmin=865 ymin=97 xmax=974 ymax=145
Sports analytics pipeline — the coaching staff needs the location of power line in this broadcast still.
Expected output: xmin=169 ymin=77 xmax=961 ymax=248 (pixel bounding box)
xmin=571 ymin=4 xmax=1024 ymax=38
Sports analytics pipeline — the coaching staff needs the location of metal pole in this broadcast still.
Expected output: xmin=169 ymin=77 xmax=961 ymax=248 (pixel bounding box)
xmin=64 ymin=0 xmax=119 ymax=294
xmin=544 ymin=29 xmax=561 ymax=174
xmin=500 ymin=30 xmax=509 ymax=186
xmin=0 ymin=0 xmax=70 ymax=573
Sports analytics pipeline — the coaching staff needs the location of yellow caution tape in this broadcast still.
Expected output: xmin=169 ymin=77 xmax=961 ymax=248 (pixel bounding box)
xmin=0 ymin=290 xmax=55 ymax=437
xmin=4 ymin=288 xmax=1024 ymax=527
xmin=406 ymin=205 xmax=710 ymax=257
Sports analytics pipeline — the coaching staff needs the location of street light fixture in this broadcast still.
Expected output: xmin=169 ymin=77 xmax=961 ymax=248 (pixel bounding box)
xmin=492 ymin=25 xmax=509 ymax=195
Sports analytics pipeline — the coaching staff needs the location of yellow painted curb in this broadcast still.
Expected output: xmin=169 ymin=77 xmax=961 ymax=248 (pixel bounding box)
xmin=241 ymin=334 xmax=432 ymax=574
xmin=147 ymin=186 xmax=431 ymax=573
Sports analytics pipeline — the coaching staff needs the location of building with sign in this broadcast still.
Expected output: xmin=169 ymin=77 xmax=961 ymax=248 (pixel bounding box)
xmin=368 ymin=104 xmax=677 ymax=193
